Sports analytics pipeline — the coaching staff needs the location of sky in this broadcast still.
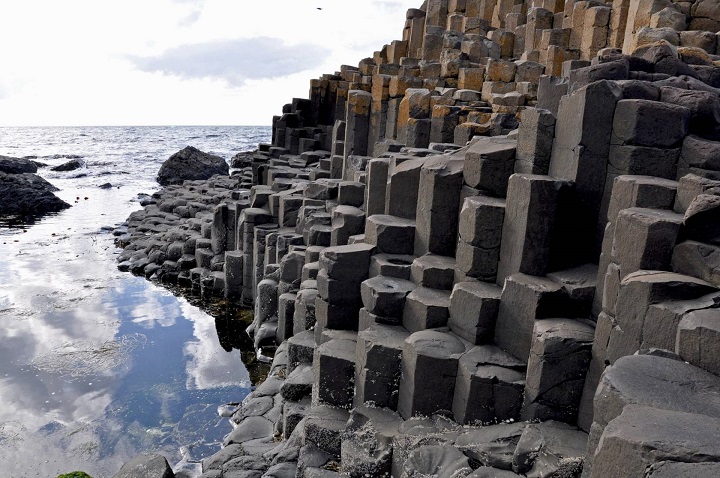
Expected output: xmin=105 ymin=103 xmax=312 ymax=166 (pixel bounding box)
xmin=0 ymin=0 xmax=421 ymax=126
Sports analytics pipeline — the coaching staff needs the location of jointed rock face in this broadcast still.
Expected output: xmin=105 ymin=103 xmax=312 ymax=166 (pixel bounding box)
xmin=115 ymin=1 xmax=720 ymax=477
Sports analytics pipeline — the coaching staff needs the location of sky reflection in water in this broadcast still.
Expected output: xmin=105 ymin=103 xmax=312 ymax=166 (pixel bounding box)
xmin=0 ymin=184 xmax=254 ymax=477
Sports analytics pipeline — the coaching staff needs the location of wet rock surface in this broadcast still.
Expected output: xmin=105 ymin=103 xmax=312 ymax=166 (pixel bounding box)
xmin=0 ymin=171 xmax=70 ymax=216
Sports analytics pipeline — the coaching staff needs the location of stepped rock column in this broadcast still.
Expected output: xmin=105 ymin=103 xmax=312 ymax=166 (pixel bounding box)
xmin=407 ymin=8 xmax=427 ymax=58
xmin=549 ymin=80 xmax=622 ymax=250
xmin=397 ymin=88 xmax=432 ymax=148
xmin=496 ymin=174 xmax=568 ymax=285
xmin=369 ymin=74 xmax=391 ymax=157
xmin=414 ymin=156 xmax=464 ymax=257
xmin=343 ymin=90 xmax=372 ymax=179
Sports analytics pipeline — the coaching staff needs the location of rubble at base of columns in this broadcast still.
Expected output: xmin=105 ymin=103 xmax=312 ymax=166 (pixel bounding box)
xmin=113 ymin=0 xmax=720 ymax=476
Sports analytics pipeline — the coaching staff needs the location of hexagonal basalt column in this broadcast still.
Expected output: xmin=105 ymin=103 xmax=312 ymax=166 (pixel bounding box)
xmin=397 ymin=330 xmax=467 ymax=419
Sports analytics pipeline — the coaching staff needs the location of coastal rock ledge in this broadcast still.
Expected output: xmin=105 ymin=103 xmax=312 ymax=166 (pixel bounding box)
xmin=113 ymin=0 xmax=720 ymax=476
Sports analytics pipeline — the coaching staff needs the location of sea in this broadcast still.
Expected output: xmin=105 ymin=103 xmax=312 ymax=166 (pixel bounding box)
xmin=0 ymin=126 xmax=272 ymax=477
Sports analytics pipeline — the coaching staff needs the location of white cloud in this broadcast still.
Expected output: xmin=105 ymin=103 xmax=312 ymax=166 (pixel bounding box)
xmin=0 ymin=0 xmax=422 ymax=126
xmin=182 ymin=302 xmax=251 ymax=390
xmin=130 ymin=38 xmax=331 ymax=86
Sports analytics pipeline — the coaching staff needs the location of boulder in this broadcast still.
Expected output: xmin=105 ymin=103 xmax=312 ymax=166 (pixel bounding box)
xmin=113 ymin=454 xmax=174 ymax=478
xmin=51 ymin=158 xmax=85 ymax=172
xmin=0 ymin=155 xmax=37 ymax=174
xmin=231 ymin=151 xmax=255 ymax=168
xmin=0 ymin=172 xmax=70 ymax=217
xmin=157 ymin=146 xmax=229 ymax=185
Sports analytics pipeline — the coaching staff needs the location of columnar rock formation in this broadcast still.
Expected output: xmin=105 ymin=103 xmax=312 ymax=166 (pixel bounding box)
xmin=115 ymin=0 xmax=720 ymax=477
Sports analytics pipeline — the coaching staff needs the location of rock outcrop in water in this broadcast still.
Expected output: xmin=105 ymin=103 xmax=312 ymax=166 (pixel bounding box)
xmin=0 ymin=155 xmax=38 ymax=174
xmin=50 ymin=157 xmax=86 ymax=172
xmin=157 ymin=145 xmax=230 ymax=186
xmin=0 ymin=171 xmax=70 ymax=217
xmin=115 ymin=0 xmax=720 ymax=477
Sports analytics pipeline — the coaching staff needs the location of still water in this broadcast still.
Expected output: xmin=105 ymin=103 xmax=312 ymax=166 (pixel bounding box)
xmin=0 ymin=126 xmax=271 ymax=477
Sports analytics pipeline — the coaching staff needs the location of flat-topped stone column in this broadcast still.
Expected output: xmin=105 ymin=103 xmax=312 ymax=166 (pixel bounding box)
xmin=496 ymin=174 xmax=569 ymax=285
xmin=521 ymin=318 xmax=594 ymax=423
xmin=414 ymin=156 xmax=465 ymax=257
xmin=354 ymin=324 xmax=410 ymax=409
xmin=343 ymin=90 xmax=372 ymax=177
xmin=397 ymin=330 xmax=467 ymax=419
xmin=452 ymin=344 xmax=526 ymax=425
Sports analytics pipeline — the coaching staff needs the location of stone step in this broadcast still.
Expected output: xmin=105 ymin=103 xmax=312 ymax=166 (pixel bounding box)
xmin=280 ymin=364 xmax=313 ymax=402
xmin=520 ymin=318 xmax=594 ymax=423
xmin=312 ymin=336 xmax=358 ymax=409
xmin=287 ymin=330 xmax=316 ymax=374
xmin=364 ymin=214 xmax=417 ymax=255
xmin=302 ymin=405 xmax=351 ymax=458
xmin=354 ymin=324 xmax=410 ymax=410
xmin=368 ymin=253 xmax=416 ymax=280
xmin=360 ymin=274 xmax=416 ymax=320
xmin=402 ymin=286 xmax=452 ymax=332
xmin=340 ymin=406 xmax=403 ymax=477
xmin=410 ymin=253 xmax=456 ymax=290
xmin=453 ymin=344 xmax=526 ymax=425
xmin=397 ymin=329 xmax=468 ymax=420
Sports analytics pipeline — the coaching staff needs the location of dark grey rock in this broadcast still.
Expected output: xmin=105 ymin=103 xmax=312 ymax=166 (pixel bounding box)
xmin=462 ymin=136 xmax=517 ymax=197
xmin=401 ymin=444 xmax=472 ymax=478
xmin=402 ymin=286 xmax=452 ymax=332
xmin=0 ymin=155 xmax=38 ymax=174
xmin=222 ymin=455 xmax=268 ymax=475
xmin=521 ymin=319 xmax=594 ymax=423
xmin=495 ymin=175 xmax=569 ymax=284
xmin=0 ymin=172 xmax=70 ymax=217
xmin=612 ymin=207 xmax=684 ymax=278
xmin=683 ymin=193 xmax=720 ymax=245
xmin=312 ymin=337 xmax=356 ymax=408
xmin=606 ymin=270 xmax=717 ymax=363
xmin=452 ymin=344 xmax=525 ymax=425
xmin=303 ymin=406 xmax=350 ymax=457
xmin=361 ymin=275 xmax=416 ymax=318
xmin=515 ymin=108 xmax=556 ymax=175
xmin=261 ymin=462 xmax=297 ymax=478
xmin=410 ymin=254 xmax=456 ymax=290
xmin=585 ymin=353 xmax=720 ymax=475
xmin=354 ymin=324 xmax=409 ymax=409
xmin=51 ymin=157 xmax=85 ymax=172
xmin=157 ymin=146 xmax=229 ymax=186
xmin=494 ymin=273 xmax=567 ymax=362
xmin=415 ymin=156 xmax=464 ymax=256
xmin=364 ymin=214 xmax=416 ymax=255
xmin=677 ymin=308 xmax=720 ymax=376
xmin=397 ymin=330 xmax=467 ymax=419
xmin=455 ymin=422 xmax=526 ymax=470
xmin=448 ymin=281 xmax=502 ymax=344
xmin=592 ymin=405 xmax=720 ymax=478
xmin=224 ymin=416 xmax=274 ymax=446
xmin=280 ymin=364 xmax=313 ymax=401
xmin=569 ymin=59 xmax=629 ymax=93
xmin=512 ymin=421 xmax=587 ymax=477
xmin=113 ymin=454 xmax=174 ymax=478
xmin=340 ymin=406 xmax=402 ymax=477
xmin=612 ymin=99 xmax=690 ymax=148
xmin=368 ymin=253 xmax=415 ymax=280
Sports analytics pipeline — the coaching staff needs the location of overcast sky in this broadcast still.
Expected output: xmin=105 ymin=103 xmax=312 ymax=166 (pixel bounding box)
xmin=0 ymin=0 xmax=420 ymax=126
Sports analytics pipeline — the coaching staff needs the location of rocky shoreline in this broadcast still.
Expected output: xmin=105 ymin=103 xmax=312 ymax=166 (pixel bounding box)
xmin=112 ymin=0 xmax=720 ymax=477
